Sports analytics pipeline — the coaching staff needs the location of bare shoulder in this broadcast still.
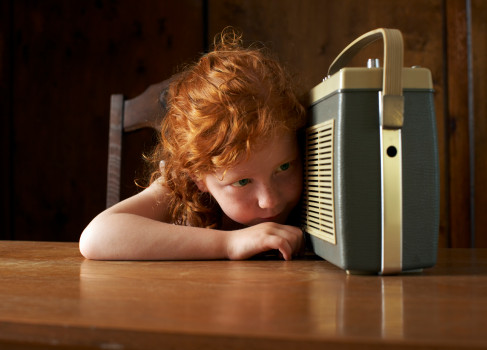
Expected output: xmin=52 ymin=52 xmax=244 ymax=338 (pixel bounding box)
xmin=105 ymin=179 xmax=172 ymax=222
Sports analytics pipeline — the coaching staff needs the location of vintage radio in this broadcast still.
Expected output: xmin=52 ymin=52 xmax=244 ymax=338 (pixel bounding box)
xmin=301 ymin=28 xmax=439 ymax=274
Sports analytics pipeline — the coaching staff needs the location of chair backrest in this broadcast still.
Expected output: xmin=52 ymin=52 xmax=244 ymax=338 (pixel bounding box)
xmin=106 ymin=77 xmax=172 ymax=208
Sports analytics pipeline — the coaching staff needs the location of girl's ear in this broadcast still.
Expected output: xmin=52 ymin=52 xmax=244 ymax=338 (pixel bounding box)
xmin=193 ymin=176 xmax=208 ymax=193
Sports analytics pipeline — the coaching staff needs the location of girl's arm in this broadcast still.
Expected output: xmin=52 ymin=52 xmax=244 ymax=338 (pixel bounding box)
xmin=79 ymin=181 xmax=302 ymax=260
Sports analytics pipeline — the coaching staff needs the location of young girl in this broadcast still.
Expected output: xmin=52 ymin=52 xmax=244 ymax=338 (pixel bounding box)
xmin=80 ymin=29 xmax=307 ymax=261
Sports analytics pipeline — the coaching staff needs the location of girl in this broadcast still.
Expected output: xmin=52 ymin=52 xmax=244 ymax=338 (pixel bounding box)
xmin=80 ymin=29 xmax=307 ymax=261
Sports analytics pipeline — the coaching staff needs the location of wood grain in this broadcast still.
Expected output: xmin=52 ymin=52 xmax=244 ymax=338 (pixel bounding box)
xmin=472 ymin=0 xmax=487 ymax=247
xmin=445 ymin=0 xmax=472 ymax=247
xmin=8 ymin=1 xmax=203 ymax=241
xmin=0 ymin=0 xmax=12 ymax=240
xmin=1 ymin=241 xmax=486 ymax=349
xmin=2 ymin=0 xmax=486 ymax=246
xmin=106 ymin=94 xmax=123 ymax=208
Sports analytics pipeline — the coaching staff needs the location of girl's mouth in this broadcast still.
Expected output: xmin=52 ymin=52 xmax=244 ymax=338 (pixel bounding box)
xmin=260 ymin=213 xmax=284 ymax=223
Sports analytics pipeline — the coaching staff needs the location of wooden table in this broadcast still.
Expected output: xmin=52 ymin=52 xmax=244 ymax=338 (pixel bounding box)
xmin=0 ymin=241 xmax=486 ymax=349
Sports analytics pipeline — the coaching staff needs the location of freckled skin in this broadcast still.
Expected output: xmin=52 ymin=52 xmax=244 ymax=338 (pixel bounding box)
xmin=200 ymin=130 xmax=302 ymax=227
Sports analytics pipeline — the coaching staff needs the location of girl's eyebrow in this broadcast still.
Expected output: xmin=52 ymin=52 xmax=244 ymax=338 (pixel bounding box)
xmin=217 ymin=169 xmax=251 ymax=184
xmin=214 ymin=139 xmax=299 ymax=183
xmin=221 ymin=155 xmax=298 ymax=183
xmin=212 ymin=167 xmax=246 ymax=183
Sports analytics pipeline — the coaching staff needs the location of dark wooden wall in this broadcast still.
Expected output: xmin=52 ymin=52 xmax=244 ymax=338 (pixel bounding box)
xmin=1 ymin=0 xmax=204 ymax=242
xmin=1 ymin=0 xmax=485 ymax=247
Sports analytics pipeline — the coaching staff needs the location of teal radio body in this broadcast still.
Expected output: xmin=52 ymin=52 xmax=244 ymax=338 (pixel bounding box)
xmin=301 ymin=29 xmax=440 ymax=274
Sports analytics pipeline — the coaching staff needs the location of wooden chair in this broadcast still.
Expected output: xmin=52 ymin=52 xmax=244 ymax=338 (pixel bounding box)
xmin=106 ymin=77 xmax=173 ymax=208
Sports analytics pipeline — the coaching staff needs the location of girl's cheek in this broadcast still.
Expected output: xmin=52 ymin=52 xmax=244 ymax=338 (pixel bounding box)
xmin=281 ymin=166 xmax=302 ymax=186
xmin=224 ymin=187 xmax=252 ymax=205
xmin=282 ymin=170 xmax=303 ymax=200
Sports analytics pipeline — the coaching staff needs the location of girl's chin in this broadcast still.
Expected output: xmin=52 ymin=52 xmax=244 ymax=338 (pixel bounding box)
xmin=245 ymin=214 xmax=288 ymax=226
xmin=222 ymin=212 xmax=290 ymax=229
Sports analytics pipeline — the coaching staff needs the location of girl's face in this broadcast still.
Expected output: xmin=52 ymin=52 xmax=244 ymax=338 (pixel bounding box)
xmin=199 ymin=130 xmax=302 ymax=227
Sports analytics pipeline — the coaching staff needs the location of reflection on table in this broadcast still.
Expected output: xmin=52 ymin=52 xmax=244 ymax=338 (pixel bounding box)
xmin=1 ymin=241 xmax=486 ymax=349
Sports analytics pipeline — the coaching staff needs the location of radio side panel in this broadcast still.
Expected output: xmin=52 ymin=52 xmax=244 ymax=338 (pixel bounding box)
xmin=402 ymin=91 xmax=439 ymax=270
xmin=305 ymin=89 xmax=439 ymax=273
xmin=306 ymin=91 xmax=382 ymax=272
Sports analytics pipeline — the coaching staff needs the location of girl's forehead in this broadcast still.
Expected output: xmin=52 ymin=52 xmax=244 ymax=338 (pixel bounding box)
xmin=252 ymin=128 xmax=297 ymax=152
xmin=216 ymin=130 xmax=298 ymax=177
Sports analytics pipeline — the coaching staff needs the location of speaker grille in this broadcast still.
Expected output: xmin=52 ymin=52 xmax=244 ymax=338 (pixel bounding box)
xmin=302 ymin=119 xmax=336 ymax=244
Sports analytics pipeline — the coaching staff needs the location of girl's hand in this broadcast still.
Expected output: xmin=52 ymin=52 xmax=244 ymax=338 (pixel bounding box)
xmin=226 ymin=223 xmax=303 ymax=261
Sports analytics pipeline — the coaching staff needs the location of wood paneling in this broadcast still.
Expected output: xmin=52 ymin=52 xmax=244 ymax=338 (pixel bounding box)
xmin=472 ymin=0 xmax=487 ymax=247
xmin=445 ymin=0 xmax=472 ymax=247
xmin=1 ymin=0 xmax=485 ymax=246
xmin=8 ymin=0 xmax=203 ymax=241
xmin=0 ymin=0 xmax=13 ymax=240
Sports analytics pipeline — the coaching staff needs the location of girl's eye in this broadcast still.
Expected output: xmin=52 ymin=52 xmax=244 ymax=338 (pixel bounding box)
xmin=278 ymin=162 xmax=291 ymax=172
xmin=232 ymin=178 xmax=250 ymax=187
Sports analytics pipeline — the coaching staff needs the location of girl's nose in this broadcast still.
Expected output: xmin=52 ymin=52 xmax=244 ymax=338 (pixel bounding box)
xmin=258 ymin=184 xmax=280 ymax=209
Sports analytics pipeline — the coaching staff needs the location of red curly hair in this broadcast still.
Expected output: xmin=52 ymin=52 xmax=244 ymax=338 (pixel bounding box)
xmin=149 ymin=28 xmax=306 ymax=228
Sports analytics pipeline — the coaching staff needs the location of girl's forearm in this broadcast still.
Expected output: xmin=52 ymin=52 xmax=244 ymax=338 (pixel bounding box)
xmin=79 ymin=212 xmax=230 ymax=260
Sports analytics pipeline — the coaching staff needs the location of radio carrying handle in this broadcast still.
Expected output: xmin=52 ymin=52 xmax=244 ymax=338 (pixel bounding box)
xmin=329 ymin=28 xmax=405 ymax=275
xmin=328 ymin=28 xmax=404 ymax=129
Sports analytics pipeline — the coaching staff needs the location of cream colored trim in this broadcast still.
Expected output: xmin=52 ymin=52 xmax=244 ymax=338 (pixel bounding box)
xmin=380 ymin=127 xmax=403 ymax=275
xmin=307 ymin=67 xmax=433 ymax=106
